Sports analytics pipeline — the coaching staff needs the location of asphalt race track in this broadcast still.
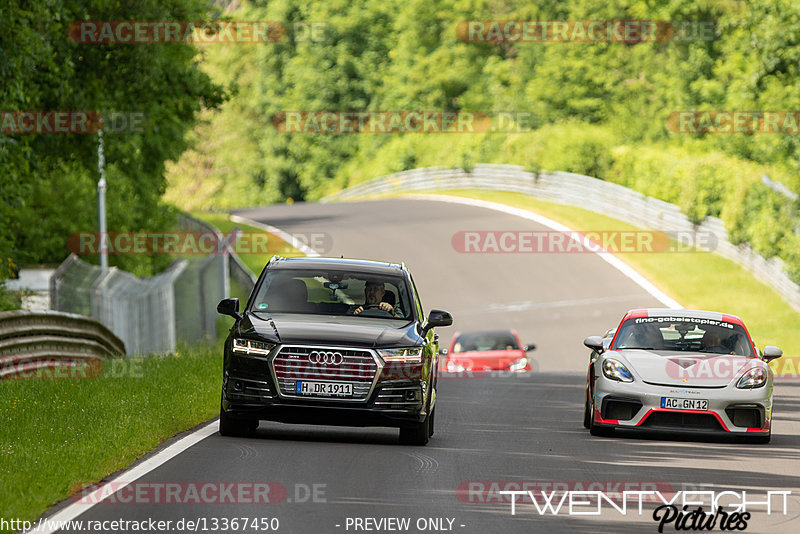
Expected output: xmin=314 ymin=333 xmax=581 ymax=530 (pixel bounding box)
xmin=53 ymin=198 xmax=800 ymax=534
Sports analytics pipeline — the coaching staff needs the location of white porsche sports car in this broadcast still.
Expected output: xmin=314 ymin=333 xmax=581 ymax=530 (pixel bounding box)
xmin=583 ymin=309 xmax=782 ymax=443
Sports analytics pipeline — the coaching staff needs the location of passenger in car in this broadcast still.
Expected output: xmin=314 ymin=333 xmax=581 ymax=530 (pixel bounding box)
xmin=701 ymin=330 xmax=732 ymax=354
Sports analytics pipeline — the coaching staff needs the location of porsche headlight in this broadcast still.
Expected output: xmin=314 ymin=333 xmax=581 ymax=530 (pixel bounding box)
xmin=737 ymin=367 xmax=767 ymax=389
xmin=602 ymin=358 xmax=634 ymax=382
xmin=508 ymin=357 xmax=528 ymax=372
xmin=232 ymin=338 xmax=275 ymax=356
xmin=378 ymin=347 xmax=423 ymax=363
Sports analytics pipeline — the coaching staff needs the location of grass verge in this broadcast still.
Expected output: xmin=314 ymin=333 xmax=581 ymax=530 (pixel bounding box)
xmin=0 ymin=212 xmax=301 ymax=529
xmin=0 ymin=343 xmax=222 ymax=530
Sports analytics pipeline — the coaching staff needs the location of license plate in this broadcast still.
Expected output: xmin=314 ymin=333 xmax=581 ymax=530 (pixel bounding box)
xmin=295 ymin=381 xmax=353 ymax=397
xmin=660 ymin=397 xmax=709 ymax=410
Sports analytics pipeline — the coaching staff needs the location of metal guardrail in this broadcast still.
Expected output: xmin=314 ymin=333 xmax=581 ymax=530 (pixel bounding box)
xmin=322 ymin=164 xmax=800 ymax=312
xmin=0 ymin=309 xmax=125 ymax=379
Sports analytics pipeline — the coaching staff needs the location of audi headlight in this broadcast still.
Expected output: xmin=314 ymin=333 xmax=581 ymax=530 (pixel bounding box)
xmin=602 ymin=358 xmax=634 ymax=382
xmin=232 ymin=338 xmax=275 ymax=356
xmin=508 ymin=357 xmax=528 ymax=372
xmin=737 ymin=367 xmax=767 ymax=389
xmin=378 ymin=347 xmax=423 ymax=363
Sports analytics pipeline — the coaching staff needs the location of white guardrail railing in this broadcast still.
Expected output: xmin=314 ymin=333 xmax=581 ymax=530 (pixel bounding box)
xmin=322 ymin=164 xmax=800 ymax=312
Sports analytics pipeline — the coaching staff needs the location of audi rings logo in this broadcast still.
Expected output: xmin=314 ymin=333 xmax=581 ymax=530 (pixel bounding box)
xmin=309 ymin=351 xmax=344 ymax=365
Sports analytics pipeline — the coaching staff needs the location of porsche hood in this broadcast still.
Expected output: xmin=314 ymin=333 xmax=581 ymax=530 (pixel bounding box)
xmin=610 ymin=349 xmax=759 ymax=387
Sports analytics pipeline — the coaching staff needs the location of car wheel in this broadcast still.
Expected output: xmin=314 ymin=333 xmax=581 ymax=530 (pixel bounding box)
xmin=583 ymin=386 xmax=591 ymax=429
xmin=588 ymin=393 xmax=613 ymax=437
xmin=428 ymin=408 xmax=436 ymax=438
xmin=219 ymin=402 xmax=257 ymax=437
xmin=400 ymin=416 xmax=430 ymax=446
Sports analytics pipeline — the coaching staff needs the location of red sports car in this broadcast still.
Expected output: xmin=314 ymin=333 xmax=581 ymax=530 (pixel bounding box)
xmin=444 ymin=329 xmax=535 ymax=373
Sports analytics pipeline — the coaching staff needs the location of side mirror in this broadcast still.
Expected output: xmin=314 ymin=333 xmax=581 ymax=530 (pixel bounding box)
xmin=763 ymin=345 xmax=782 ymax=362
xmin=584 ymin=336 xmax=604 ymax=353
xmin=217 ymin=298 xmax=241 ymax=320
xmin=524 ymin=344 xmax=536 ymax=352
xmin=422 ymin=309 xmax=453 ymax=337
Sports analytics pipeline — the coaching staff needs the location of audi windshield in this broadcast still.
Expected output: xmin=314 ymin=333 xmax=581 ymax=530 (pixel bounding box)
xmin=250 ymin=269 xmax=414 ymax=320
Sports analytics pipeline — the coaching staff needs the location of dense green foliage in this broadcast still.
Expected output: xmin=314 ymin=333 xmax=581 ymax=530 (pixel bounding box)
xmin=167 ymin=0 xmax=800 ymax=280
xmin=0 ymin=0 xmax=226 ymax=278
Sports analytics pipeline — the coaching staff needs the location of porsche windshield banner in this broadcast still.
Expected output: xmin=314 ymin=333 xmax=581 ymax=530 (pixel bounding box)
xmin=633 ymin=317 xmax=735 ymax=329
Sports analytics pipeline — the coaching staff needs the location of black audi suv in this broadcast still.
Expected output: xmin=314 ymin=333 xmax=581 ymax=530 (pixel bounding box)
xmin=216 ymin=256 xmax=453 ymax=445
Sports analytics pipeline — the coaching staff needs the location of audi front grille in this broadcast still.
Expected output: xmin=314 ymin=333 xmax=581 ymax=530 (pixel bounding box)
xmin=271 ymin=345 xmax=382 ymax=401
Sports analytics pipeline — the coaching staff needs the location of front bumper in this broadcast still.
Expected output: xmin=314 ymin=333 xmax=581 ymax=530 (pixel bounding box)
xmin=592 ymin=373 xmax=772 ymax=435
xmin=222 ymin=343 xmax=433 ymax=428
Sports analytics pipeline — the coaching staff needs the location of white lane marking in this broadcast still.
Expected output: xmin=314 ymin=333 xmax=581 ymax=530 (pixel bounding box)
xmin=25 ymin=422 xmax=218 ymax=534
xmin=405 ymin=194 xmax=681 ymax=308
xmin=230 ymin=214 xmax=320 ymax=257
xmin=31 ymin=215 xmax=314 ymax=532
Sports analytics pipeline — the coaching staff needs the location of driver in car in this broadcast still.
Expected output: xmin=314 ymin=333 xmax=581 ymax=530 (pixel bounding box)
xmin=701 ymin=329 xmax=732 ymax=353
xmin=353 ymin=281 xmax=397 ymax=316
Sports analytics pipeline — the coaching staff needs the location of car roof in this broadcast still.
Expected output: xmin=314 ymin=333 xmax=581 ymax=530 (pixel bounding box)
xmin=622 ymin=308 xmax=745 ymax=326
xmin=454 ymin=329 xmax=518 ymax=337
xmin=268 ymin=256 xmax=405 ymax=275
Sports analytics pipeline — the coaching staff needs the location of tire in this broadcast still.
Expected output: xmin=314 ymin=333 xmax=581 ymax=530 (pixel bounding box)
xmin=219 ymin=404 xmax=257 ymax=437
xmin=583 ymin=386 xmax=591 ymax=429
xmin=400 ymin=416 xmax=430 ymax=445
xmin=428 ymin=407 xmax=436 ymax=438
